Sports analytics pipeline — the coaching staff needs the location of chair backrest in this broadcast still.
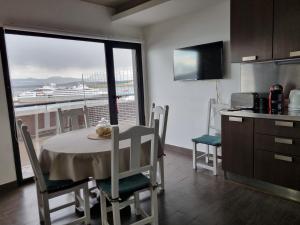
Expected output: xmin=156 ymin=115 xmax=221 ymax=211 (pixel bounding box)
xmin=148 ymin=103 xmax=169 ymax=148
xmin=17 ymin=120 xmax=47 ymax=192
xmin=110 ymin=120 xmax=159 ymax=199
xmin=58 ymin=106 xmax=89 ymax=133
xmin=207 ymin=98 xmax=229 ymax=135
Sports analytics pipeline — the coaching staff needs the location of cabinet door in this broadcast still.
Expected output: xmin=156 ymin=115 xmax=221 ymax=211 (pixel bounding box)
xmin=254 ymin=150 xmax=300 ymax=191
xmin=222 ymin=116 xmax=254 ymax=177
xmin=231 ymin=0 xmax=273 ymax=63
xmin=273 ymin=0 xmax=300 ymax=59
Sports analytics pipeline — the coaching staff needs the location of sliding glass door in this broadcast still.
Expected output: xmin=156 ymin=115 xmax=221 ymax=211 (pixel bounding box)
xmin=111 ymin=44 xmax=144 ymax=126
xmin=0 ymin=28 xmax=145 ymax=183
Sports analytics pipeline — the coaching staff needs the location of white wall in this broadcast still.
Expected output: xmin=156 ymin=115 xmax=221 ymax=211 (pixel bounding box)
xmin=144 ymin=0 xmax=241 ymax=149
xmin=0 ymin=0 xmax=143 ymax=185
xmin=0 ymin=0 xmax=142 ymax=40
xmin=0 ymin=50 xmax=17 ymax=185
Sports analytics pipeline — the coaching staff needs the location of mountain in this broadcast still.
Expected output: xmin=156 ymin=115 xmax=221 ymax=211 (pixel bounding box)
xmin=11 ymin=76 xmax=82 ymax=88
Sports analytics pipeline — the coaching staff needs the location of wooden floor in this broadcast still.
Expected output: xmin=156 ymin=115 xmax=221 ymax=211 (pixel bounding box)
xmin=1 ymin=146 xmax=300 ymax=225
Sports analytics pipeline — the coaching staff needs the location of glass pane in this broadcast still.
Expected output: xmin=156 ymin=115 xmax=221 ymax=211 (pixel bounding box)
xmin=113 ymin=48 xmax=139 ymax=126
xmin=5 ymin=34 xmax=109 ymax=179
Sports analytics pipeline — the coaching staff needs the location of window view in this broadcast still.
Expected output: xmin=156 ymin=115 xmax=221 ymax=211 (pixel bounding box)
xmin=113 ymin=48 xmax=139 ymax=125
xmin=5 ymin=34 xmax=139 ymax=179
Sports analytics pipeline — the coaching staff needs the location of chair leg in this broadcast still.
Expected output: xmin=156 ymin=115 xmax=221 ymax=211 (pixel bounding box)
xmin=36 ymin=183 xmax=44 ymax=224
xmin=213 ymin=146 xmax=217 ymax=176
xmin=83 ymin=185 xmax=91 ymax=225
xmin=75 ymin=190 xmax=81 ymax=207
xmin=192 ymin=142 xmax=197 ymax=170
xmin=42 ymin=193 xmax=51 ymax=225
xmin=151 ymin=188 xmax=158 ymax=225
xmin=206 ymin=145 xmax=209 ymax=163
xmin=99 ymin=191 xmax=107 ymax=225
xmin=134 ymin=192 xmax=141 ymax=216
xmin=112 ymin=201 xmax=121 ymax=225
xmin=158 ymin=157 xmax=165 ymax=191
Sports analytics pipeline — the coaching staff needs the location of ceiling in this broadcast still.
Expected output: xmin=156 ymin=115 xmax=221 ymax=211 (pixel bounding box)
xmin=81 ymin=0 xmax=151 ymax=13
xmin=82 ymin=0 xmax=226 ymax=27
xmin=82 ymin=0 xmax=131 ymax=8
xmin=112 ymin=0 xmax=226 ymax=27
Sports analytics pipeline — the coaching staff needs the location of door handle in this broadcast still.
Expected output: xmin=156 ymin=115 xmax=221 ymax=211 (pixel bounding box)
xmin=242 ymin=56 xmax=257 ymax=62
xmin=274 ymin=137 xmax=293 ymax=145
xmin=275 ymin=121 xmax=294 ymax=127
xmin=274 ymin=154 xmax=293 ymax=162
xmin=229 ymin=117 xmax=243 ymax=122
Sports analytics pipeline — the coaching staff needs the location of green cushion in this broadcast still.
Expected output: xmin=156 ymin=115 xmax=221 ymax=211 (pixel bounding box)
xmin=43 ymin=174 xmax=88 ymax=193
xmin=192 ymin=135 xmax=221 ymax=146
xmin=97 ymin=173 xmax=150 ymax=199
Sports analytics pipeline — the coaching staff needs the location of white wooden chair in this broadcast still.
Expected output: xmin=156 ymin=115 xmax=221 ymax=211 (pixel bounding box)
xmin=149 ymin=103 xmax=169 ymax=191
xmin=17 ymin=120 xmax=91 ymax=225
xmin=58 ymin=106 xmax=98 ymax=213
xmin=192 ymin=99 xmax=229 ymax=175
xmin=97 ymin=120 xmax=159 ymax=225
xmin=58 ymin=106 xmax=89 ymax=133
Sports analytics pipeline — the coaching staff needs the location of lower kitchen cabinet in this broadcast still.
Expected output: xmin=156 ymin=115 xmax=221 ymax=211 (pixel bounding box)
xmin=222 ymin=115 xmax=254 ymax=177
xmin=254 ymin=149 xmax=300 ymax=191
xmin=222 ymin=114 xmax=300 ymax=191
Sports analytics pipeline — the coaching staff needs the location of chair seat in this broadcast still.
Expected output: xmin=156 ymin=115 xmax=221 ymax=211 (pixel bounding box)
xmin=192 ymin=134 xmax=221 ymax=146
xmin=43 ymin=174 xmax=88 ymax=194
xmin=97 ymin=173 xmax=150 ymax=199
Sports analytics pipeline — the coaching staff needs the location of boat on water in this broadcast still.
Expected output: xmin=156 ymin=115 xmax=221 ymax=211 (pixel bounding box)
xmin=15 ymin=84 xmax=108 ymax=104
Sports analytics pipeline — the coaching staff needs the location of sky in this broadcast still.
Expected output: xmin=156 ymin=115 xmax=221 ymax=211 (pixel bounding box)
xmin=5 ymin=34 xmax=134 ymax=80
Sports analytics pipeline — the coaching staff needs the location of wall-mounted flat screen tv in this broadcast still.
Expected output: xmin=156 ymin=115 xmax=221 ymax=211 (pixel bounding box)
xmin=173 ymin=41 xmax=223 ymax=80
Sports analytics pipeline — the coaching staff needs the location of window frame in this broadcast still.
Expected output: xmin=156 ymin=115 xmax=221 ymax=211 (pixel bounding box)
xmin=0 ymin=28 xmax=145 ymax=184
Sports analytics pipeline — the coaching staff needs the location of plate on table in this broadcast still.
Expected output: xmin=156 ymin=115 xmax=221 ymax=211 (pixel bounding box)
xmin=87 ymin=133 xmax=111 ymax=140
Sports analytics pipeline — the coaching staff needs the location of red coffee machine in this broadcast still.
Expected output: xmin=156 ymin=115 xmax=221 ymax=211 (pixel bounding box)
xmin=268 ymin=84 xmax=284 ymax=114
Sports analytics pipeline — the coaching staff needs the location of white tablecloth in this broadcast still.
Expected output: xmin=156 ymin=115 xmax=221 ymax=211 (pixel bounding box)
xmin=39 ymin=126 xmax=163 ymax=181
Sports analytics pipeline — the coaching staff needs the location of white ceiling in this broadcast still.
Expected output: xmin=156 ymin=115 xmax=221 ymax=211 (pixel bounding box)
xmin=112 ymin=0 xmax=226 ymax=27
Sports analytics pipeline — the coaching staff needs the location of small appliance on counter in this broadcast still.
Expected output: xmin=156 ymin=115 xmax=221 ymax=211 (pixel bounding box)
xmin=288 ymin=89 xmax=300 ymax=111
xmin=268 ymin=84 xmax=284 ymax=114
xmin=230 ymin=92 xmax=268 ymax=113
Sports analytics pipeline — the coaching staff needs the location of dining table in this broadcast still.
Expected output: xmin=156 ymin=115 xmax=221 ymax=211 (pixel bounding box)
xmin=39 ymin=125 xmax=163 ymax=182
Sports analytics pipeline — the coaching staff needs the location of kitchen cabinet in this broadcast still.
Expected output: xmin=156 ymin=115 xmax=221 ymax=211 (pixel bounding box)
xmin=254 ymin=118 xmax=300 ymax=190
xmin=254 ymin=150 xmax=300 ymax=190
xmin=221 ymin=116 xmax=254 ymax=177
xmin=273 ymin=0 xmax=300 ymax=59
xmin=222 ymin=114 xmax=300 ymax=191
xmin=255 ymin=118 xmax=300 ymax=139
xmin=230 ymin=0 xmax=273 ymax=63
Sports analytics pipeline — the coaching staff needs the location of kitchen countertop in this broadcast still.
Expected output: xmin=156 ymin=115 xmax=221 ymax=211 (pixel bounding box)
xmin=221 ymin=110 xmax=300 ymax=122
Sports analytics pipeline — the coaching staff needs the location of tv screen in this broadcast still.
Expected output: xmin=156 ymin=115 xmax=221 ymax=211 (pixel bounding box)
xmin=173 ymin=41 xmax=223 ymax=80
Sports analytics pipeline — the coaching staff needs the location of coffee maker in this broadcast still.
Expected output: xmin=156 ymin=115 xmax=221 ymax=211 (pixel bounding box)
xmin=268 ymin=84 xmax=284 ymax=114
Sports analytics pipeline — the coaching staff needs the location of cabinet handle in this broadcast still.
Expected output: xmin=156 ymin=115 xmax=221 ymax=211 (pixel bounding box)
xmin=275 ymin=121 xmax=294 ymax=127
xmin=229 ymin=117 xmax=243 ymax=122
xmin=274 ymin=154 xmax=293 ymax=162
xmin=242 ymin=56 xmax=257 ymax=62
xmin=274 ymin=137 xmax=293 ymax=145
xmin=290 ymin=51 xmax=300 ymax=57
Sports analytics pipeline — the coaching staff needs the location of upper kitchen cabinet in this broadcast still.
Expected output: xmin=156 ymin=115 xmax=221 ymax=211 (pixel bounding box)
xmin=273 ymin=0 xmax=300 ymax=59
xmin=231 ymin=0 xmax=273 ymax=63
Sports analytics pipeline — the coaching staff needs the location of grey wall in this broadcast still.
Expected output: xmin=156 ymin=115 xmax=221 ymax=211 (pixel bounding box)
xmin=144 ymin=0 xmax=241 ymax=149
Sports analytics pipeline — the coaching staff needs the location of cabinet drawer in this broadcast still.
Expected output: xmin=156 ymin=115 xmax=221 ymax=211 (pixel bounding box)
xmin=254 ymin=150 xmax=300 ymax=191
xmin=255 ymin=118 xmax=300 ymax=138
xmin=255 ymin=134 xmax=300 ymax=157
